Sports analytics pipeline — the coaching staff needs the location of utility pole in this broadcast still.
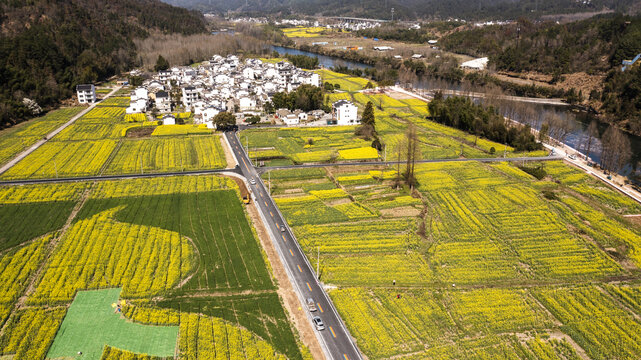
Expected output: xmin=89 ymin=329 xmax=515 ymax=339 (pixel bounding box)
xmin=391 ymin=7 xmax=394 ymax=21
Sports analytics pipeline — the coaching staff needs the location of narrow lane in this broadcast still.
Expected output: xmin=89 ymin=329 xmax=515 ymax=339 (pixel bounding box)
xmin=225 ymin=131 xmax=362 ymax=360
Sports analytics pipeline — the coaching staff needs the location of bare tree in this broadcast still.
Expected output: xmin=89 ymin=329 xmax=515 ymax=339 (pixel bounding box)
xmin=584 ymin=119 xmax=599 ymax=160
xmin=600 ymin=125 xmax=632 ymax=173
xmin=403 ymin=124 xmax=421 ymax=188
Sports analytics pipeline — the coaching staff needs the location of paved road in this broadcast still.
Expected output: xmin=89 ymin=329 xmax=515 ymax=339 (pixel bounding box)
xmin=431 ymin=89 xmax=568 ymax=106
xmin=257 ymin=155 xmax=564 ymax=173
xmin=0 ymin=86 xmax=122 ymax=176
xmin=0 ymin=168 xmax=237 ymax=186
xmin=225 ymin=131 xmax=362 ymax=360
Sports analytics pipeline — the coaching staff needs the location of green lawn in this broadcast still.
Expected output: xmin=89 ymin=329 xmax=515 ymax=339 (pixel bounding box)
xmin=47 ymin=288 xmax=178 ymax=360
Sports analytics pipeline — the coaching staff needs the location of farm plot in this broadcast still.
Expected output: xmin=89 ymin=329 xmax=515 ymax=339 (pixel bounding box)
xmin=241 ymin=126 xmax=376 ymax=164
xmin=266 ymin=157 xmax=641 ymax=359
xmin=535 ymin=286 xmax=641 ymax=359
xmin=105 ymin=136 xmax=226 ymax=174
xmin=0 ymin=139 xmax=117 ymax=179
xmin=0 ymin=175 xmax=304 ymax=359
xmin=316 ymin=69 xmax=375 ymax=91
xmin=0 ymin=107 xmax=84 ymax=166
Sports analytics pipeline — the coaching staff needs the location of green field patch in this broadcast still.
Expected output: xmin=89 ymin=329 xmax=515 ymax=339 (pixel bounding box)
xmin=47 ymin=288 xmax=178 ymax=360
xmin=0 ymin=201 xmax=75 ymax=251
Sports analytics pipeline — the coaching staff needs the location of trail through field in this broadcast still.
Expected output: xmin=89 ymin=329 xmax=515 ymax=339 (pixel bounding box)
xmin=0 ymin=87 xmax=121 ymax=176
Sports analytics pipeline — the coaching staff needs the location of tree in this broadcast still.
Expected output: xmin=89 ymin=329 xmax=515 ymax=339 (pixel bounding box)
xmin=403 ymin=124 xmax=420 ymax=188
xmin=584 ymin=119 xmax=599 ymax=159
xmin=213 ymin=112 xmax=236 ymax=129
xmin=154 ymin=55 xmax=169 ymax=72
xmin=539 ymin=122 xmax=549 ymax=143
xmin=355 ymin=101 xmax=377 ymax=140
xmin=246 ymin=115 xmax=260 ymax=124
xmin=600 ymin=125 xmax=631 ymax=173
xmin=362 ymin=101 xmax=375 ymax=126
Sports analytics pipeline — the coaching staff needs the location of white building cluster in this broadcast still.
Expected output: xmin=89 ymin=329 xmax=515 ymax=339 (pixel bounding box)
xmin=125 ymin=55 xmax=322 ymax=127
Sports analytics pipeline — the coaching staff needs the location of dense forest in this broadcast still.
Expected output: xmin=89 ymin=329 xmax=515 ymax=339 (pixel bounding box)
xmin=163 ymin=0 xmax=637 ymax=21
xmin=440 ymin=13 xmax=641 ymax=133
xmin=440 ymin=14 xmax=641 ymax=75
xmin=0 ymin=0 xmax=206 ymax=128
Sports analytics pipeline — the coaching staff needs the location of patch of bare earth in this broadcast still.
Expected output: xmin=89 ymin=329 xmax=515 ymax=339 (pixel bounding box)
xmin=219 ymin=135 xmax=238 ymax=168
xmin=245 ymin=199 xmax=324 ymax=360
xmin=126 ymin=126 xmax=155 ymax=137
xmin=624 ymin=215 xmax=641 ymax=227
xmin=381 ymin=207 xmax=421 ymax=217
xmin=385 ymin=90 xmax=415 ymax=100
xmin=326 ymin=198 xmax=351 ymax=206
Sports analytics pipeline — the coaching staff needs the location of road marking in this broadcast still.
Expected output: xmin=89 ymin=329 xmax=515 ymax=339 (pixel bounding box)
xmin=289 ymin=249 xmax=294 ymax=256
xmin=264 ymin=201 xmax=268 ymax=207
xmin=282 ymin=234 xmax=287 ymax=242
xmin=306 ymin=282 xmax=312 ymax=292
xmin=343 ymin=354 xmax=349 ymax=360
xmin=317 ymin=303 xmax=323 ymax=313
xmin=329 ymin=326 xmax=337 ymax=338
xmin=297 ymin=265 xmax=302 ymax=272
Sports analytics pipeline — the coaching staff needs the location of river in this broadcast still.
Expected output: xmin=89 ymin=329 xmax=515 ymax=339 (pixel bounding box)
xmin=271 ymin=46 xmax=641 ymax=175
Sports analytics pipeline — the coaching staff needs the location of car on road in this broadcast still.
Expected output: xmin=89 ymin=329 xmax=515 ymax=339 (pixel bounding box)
xmin=312 ymin=316 xmax=325 ymax=331
xmin=249 ymin=178 xmax=256 ymax=185
xmin=306 ymin=298 xmax=317 ymax=312
xmin=281 ymin=226 xmax=286 ymax=232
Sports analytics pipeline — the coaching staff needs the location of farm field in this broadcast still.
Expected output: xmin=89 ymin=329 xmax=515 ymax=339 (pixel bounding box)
xmin=282 ymin=26 xmax=340 ymax=38
xmin=0 ymin=107 xmax=85 ymax=166
xmin=241 ymin=70 xmax=538 ymax=165
xmin=0 ymin=100 xmax=226 ymax=179
xmin=264 ymin=159 xmax=641 ymax=359
xmin=0 ymin=176 xmax=306 ymax=360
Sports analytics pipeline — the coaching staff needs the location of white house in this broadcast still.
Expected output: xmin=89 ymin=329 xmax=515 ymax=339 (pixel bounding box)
xmin=283 ymin=114 xmax=299 ymax=126
xmin=202 ymin=107 xmax=221 ymax=122
xmin=76 ymin=84 xmax=96 ymax=104
xmin=333 ymin=100 xmax=359 ymax=125
xmin=182 ymin=86 xmax=199 ymax=108
xmin=155 ymin=91 xmax=171 ymax=113
xmin=162 ymin=114 xmax=176 ymax=125
xmin=239 ymin=96 xmax=256 ymax=111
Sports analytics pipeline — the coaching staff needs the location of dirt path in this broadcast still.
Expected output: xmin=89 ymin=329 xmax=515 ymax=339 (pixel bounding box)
xmin=245 ymin=199 xmax=325 ymax=360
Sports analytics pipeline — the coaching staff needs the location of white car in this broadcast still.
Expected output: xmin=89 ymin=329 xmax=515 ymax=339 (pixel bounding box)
xmin=249 ymin=178 xmax=256 ymax=185
xmin=312 ymin=316 xmax=325 ymax=331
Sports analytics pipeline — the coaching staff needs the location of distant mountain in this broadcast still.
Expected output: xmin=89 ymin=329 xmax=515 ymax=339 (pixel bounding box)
xmin=0 ymin=0 xmax=206 ymax=127
xmin=162 ymin=0 xmax=636 ymax=20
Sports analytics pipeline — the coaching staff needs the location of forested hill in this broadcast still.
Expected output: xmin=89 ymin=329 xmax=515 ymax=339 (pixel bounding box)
xmin=164 ymin=0 xmax=636 ymax=21
xmin=0 ymin=0 xmax=206 ymax=128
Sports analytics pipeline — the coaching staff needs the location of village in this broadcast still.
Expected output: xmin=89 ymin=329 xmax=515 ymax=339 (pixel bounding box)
xmin=76 ymin=55 xmax=360 ymax=129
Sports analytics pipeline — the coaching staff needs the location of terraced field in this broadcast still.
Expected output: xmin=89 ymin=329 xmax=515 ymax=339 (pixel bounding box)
xmin=265 ymin=159 xmax=641 ymax=359
xmin=0 ymin=176 xmax=307 ymax=360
